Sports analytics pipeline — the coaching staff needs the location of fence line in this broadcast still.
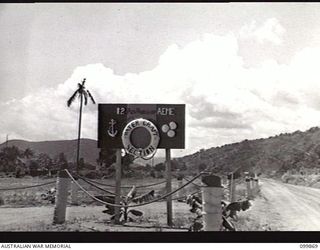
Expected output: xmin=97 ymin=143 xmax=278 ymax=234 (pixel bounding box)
xmin=183 ymin=177 xmax=205 ymax=188
xmin=65 ymin=169 xmax=204 ymax=208
xmin=171 ymin=190 xmax=201 ymax=201
xmin=78 ymin=174 xmax=200 ymax=202
xmin=0 ymin=181 xmax=56 ymax=191
xmin=79 ymin=176 xmax=167 ymax=189
xmin=78 ymin=177 xmax=124 ymax=197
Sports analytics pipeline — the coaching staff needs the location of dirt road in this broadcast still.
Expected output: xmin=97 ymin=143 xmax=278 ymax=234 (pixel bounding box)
xmin=260 ymin=178 xmax=320 ymax=230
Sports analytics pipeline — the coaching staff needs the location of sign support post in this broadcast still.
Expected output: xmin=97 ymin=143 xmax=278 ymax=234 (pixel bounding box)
xmin=98 ymin=104 xmax=185 ymax=226
xmin=166 ymin=148 xmax=173 ymax=227
xmin=114 ymin=149 xmax=122 ymax=224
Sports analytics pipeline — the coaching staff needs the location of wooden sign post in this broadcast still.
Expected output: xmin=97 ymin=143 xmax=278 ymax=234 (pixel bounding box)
xmin=166 ymin=148 xmax=173 ymax=226
xmin=98 ymin=104 xmax=185 ymax=227
xmin=114 ymin=149 xmax=122 ymax=224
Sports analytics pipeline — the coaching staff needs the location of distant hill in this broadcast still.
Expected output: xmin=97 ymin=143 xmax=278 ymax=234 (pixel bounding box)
xmin=134 ymin=157 xmax=166 ymax=166
xmin=3 ymin=126 xmax=320 ymax=177
xmin=0 ymin=139 xmax=99 ymax=165
xmin=176 ymin=127 xmax=320 ymax=177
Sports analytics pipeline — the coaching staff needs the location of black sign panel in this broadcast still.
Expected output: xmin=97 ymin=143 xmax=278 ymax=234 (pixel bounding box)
xmin=98 ymin=103 xmax=185 ymax=149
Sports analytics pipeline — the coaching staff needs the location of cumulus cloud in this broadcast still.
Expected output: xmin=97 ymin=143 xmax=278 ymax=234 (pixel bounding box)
xmin=239 ymin=18 xmax=285 ymax=45
xmin=2 ymin=25 xmax=320 ymax=156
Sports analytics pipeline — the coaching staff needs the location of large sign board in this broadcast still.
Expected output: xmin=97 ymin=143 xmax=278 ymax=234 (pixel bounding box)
xmin=98 ymin=104 xmax=185 ymax=156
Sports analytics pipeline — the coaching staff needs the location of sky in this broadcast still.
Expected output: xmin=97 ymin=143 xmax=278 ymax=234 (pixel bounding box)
xmin=2 ymin=3 xmax=320 ymax=157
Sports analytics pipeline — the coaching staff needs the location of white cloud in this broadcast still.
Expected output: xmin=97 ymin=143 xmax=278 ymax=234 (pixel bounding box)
xmin=239 ymin=18 xmax=286 ymax=45
xmin=2 ymin=30 xmax=320 ymax=157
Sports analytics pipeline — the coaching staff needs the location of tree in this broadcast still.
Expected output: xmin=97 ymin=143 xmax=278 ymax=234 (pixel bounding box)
xmin=54 ymin=152 xmax=68 ymax=170
xmin=0 ymin=146 xmax=23 ymax=172
xmin=23 ymin=148 xmax=34 ymax=159
xmin=79 ymin=157 xmax=85 ymax=170
xmin=67 ymin=78 xmax=96 ymax=174
xmin=97 ymin=148 xmax=117 ymax=170
xmin=122 ymin=153 xmax=135 ymax=169
xmin=154 ymin=162 xmax=165 ymax=172
xmin=29 ymin=160 xmax=40 ymax=177
xmin=198 ymin=163 xmax=207 ymax=172
xmin=119 ymin=153 xmax=134 ymax=177
xmin=37 ymin=153 xmax=53 ymax=175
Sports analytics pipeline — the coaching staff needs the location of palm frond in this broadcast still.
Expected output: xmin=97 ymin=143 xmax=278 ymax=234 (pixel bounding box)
xmin=87 ymin=90 xmax=96 ymax=104
xmin=222 ymin=216 xmax=236 ymax=231
xmin=125 ymin=186 xmax=137 ymax=202
xmin=132 ymin=190 xmax=155 ymax=204
xmin=83 ymin=91 xmax=88 ymax=105
xmin=128 ymin=209 xmax=143 ymax=217
xmin=67 ymin=90 xmax=79 ymax=107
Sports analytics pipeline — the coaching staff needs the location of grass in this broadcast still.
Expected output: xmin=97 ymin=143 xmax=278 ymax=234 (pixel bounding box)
xmin=0 ymin=176 xmax=266 ymax=231
xmin=281 ymin=173 xmax=320 ymax=188
xmin=0 ymin=176 xmax=56 ymax=207
xmin=0 ymin=175 xmax=195 ymax=231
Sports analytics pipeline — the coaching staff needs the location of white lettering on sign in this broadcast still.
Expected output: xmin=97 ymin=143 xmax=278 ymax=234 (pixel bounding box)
xmin=157 ymin=107 xmax=175 ymax=116
xmin=116 ymin=107 xmax=126 ymax=115
xmin=122 ymin=118 xmax=160 ymax=158
xmin=116 ymin=106 xmax=175 ymax=116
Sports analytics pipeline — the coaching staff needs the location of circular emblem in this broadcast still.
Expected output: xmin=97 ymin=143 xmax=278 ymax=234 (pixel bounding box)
xmin=122 ymin=118 xmax=160 ymax=158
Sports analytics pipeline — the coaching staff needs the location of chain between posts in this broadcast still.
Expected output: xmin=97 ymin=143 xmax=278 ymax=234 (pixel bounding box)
xmin=65 ymin=169 xmax=205 ymax=208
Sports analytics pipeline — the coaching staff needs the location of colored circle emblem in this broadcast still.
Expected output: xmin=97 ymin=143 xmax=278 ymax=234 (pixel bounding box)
xmin=122 ymin=118 xmax=160 ymax=158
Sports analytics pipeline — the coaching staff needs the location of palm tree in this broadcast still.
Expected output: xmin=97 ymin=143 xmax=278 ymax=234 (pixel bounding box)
xmin=67 ymin=78 xmax=95 ymax=174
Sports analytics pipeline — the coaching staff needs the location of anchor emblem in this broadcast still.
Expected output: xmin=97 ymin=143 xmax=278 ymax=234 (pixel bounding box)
xmin=107 ymin=119 xmax=118 ymax=137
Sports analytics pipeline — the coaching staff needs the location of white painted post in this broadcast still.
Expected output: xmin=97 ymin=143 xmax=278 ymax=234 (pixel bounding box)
xmin=231 ymin=174 xmax=236 ymax=203
xmin=250 ymin=177 xmax=255 ymax=198
xmin=114 ymin=149 xmax=122 ymax=224
xmin=177 ymin=176 xmax=184 ymax=201
xmin=228 ymin=174 xmax=232 ymax=202
xmin=53 ymin=170 xmax=71 ymax=224
xmin=254 ymin=173 xmax=259 ymax=195
xmin=244 ymin=172 xmax=252 ymax=199
xmin=201 ymin=175 xmax=223 ymax=231
xmin=230 ymin=173 xmax=237 ymax=218
xmin=71 ymin=180 xmax=79 ymax=205
xmin=228 ymin=173 xmax=236 ymax=202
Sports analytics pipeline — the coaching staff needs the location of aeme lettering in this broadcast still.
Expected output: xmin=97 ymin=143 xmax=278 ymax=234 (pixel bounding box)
xmin=122 ymin=118 xmax=160 ymax=158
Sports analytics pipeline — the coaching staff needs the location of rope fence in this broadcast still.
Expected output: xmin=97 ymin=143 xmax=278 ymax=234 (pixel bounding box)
xmin=183 ymin=177 xmax=205 ymax=188
xmin=78 ymin=176 xmax=126 ymax=198
xmin=0 ymin=181 xmax=56 ymax=191
xmin=79 ymin=176 xmax=167 ymax=189
xmin=76 ymin=174 xmax=201 ymax=202
xmin=66 ymin=169 xmax=204 ymax=208
xmin=170 ymin=190 xmax=201 ymax=201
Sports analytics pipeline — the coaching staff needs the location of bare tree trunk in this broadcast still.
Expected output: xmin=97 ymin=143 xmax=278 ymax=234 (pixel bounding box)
xmin=76 ymin=94 xmax=83 ymax=175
